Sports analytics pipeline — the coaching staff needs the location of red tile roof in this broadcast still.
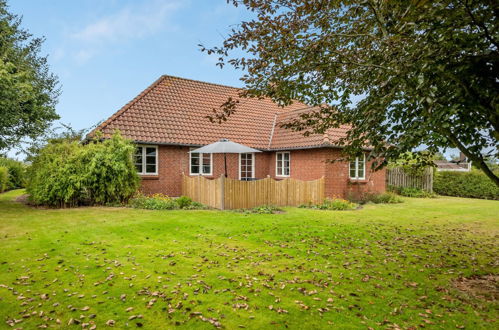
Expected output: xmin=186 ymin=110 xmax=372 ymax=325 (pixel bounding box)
xmin=90 ymin=75 xmax=349 ymax=150
xmin=270 ymin=107 xmax=350 ymax=149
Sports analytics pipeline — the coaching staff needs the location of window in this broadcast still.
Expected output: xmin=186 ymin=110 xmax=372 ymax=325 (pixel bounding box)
xmin=134 ymin=145 xmax=158 ymax=175
xmin=349 ymin=155 xmax=366 ymax=180
xmin=276 ymin=152 xmax=290 ymax=177
xmin=190 ymin=148 xmax=212 ymax=175
xmin=239 ymin=153 xmax=254 ymax=181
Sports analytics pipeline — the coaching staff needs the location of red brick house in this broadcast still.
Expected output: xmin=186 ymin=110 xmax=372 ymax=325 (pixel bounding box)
xmin=91 ymin=75 xmax=386 ymax=198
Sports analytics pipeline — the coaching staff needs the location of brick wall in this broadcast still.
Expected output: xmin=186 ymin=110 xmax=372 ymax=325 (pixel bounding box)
xmin=139 ymin=145 xmax=385 ymax=198
xmin=322 ymin=149 xmax=386 ymax=198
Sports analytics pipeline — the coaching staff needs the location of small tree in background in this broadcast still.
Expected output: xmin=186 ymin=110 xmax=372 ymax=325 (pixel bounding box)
xmin=203 ymin=0 xmax=498 ymax=186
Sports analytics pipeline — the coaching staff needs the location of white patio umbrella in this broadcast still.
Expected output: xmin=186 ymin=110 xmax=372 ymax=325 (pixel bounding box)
xmin=190 ymin=139 xmax=261 ymax=177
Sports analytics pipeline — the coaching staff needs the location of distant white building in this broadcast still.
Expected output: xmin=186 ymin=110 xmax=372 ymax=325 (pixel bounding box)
xmin=434 ymin=152 xmax=472 ymax=172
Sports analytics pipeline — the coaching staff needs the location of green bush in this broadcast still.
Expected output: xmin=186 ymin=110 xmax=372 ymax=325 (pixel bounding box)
xmin=368 ymin=192 xmax=404 ymax=204
xmin=300 ymin=198 xmax=358 ymax=211
xmin=346 ymin=191 xmax=404 ymax=204
xmin=183 ymin=201 xmax=207 ymax=210
xmin=434 ymin=170 xmax=499 ymax=200
xmin=235 ymin=205 xmax=283 ymax=214
xmin=398 ymin=187 xmax=436 ymax=198
xmin=176 ymin=196 xmax=192 ymax=209
xmin=27 ymin=132 xmax=140 ymax=207
xmin=0 ymin=166 xmax=8 ymax=192
xmin=0 ymin=157 xmax=25 ymax=190
xmin=129 ymin=193 xmax=177 ymax=210
xmin=129 ymin=194 xmax=206 ymax=210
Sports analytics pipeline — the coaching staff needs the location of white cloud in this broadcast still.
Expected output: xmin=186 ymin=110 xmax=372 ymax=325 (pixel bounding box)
xmin=69 ymin=0 xmax=182 ymax=63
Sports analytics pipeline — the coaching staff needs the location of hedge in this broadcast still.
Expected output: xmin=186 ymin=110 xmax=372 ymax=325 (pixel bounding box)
xmin=0 ymin=166 xmax=8 ymax=192
xmin=433 ymin=170 xmax=499 ymax=200
xmin=27 ymin=132 xmax=140 ymax=207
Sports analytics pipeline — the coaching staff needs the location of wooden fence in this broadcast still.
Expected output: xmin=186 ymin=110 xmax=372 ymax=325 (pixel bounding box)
xmin=182 ymin=175 xmax=325 ymax=209
xmin=386 ymin=167 xmax=433 ymax=192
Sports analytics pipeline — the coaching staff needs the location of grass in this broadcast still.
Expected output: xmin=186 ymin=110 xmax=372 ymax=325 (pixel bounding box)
xmin=0 ymin=190 xmax=497 ymax=329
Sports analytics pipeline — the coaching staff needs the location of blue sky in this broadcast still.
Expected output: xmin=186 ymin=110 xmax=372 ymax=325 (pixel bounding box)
xmin=9 ymin=0 xmax=251 ymax=133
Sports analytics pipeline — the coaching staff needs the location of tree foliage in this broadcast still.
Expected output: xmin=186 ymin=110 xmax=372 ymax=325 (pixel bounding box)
xmin=0 ymin=0 xmax=60 ymax=150
xmin=203 ymin=0 xmax=499 ymax=185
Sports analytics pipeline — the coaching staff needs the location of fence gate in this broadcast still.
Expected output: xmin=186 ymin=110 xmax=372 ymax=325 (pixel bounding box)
xmin=182 ymin=175 xmax=325 ymax=210
xmin=386 ymin=167 xmax=433 ymax=192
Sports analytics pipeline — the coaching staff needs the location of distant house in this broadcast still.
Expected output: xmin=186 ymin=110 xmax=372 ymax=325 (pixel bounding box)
xmin=434 ymin=153 xmax=472 ymax=172
xmin=89 ymin=75 xmax=386 ymax=198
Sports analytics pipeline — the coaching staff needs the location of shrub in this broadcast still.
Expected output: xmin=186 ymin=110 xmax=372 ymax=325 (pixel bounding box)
xmin=434 ymin=170 xmax=499 ymax=200
xmin=183 ymin=201 xmax=207 ymax=210
xmin=129 ymin=194 xmax=206 ymax=210
xmin=129 ymin=193 xmax=177 ymax=210
xmin=0 ymin=166 xmax=8 ymax=193
xmin=368 ymin=192 xmax=404 ymax=204
xmin=398 ymin=187 xmax=436 ymax=198
xmin=347 ymin=191 xmax=404 ymax=204
xmin=235 ymin=205 xmax=283 ymax=214
xmin=302 ymin=198 xmax=358 ymax=211
xmin=321 ymin=198 xmax=358 ymax=210
xmin=0 ymin=157 xmax=25 ymax=190
xmin=27 ymin=132 xmax=140 ymax=207
xmin=176 ymin=196 xmax=192 ymax=209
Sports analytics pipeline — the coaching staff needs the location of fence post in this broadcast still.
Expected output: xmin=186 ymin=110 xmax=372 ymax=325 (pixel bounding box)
xmin=220 ymin=174 xmax=225 ymax=210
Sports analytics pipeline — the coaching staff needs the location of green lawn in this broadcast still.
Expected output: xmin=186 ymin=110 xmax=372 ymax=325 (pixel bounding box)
xmin=0 ymin=190 xmax=497 ymax=329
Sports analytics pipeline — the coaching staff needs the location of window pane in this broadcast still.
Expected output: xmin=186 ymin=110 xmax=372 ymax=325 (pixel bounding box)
xmin=135 ymin=155 xmax=143 ymax=166
xmin=134 ymin=147 xmax=143 ymax=173
xmin=202 ymin=154 xmax=211 ymax=174
xmin=357 ymin=167 xmax=365 ymax=178
xmin=241 ymin=154 xmax=253 ymax=179
xmin=146 ymin=156 xmax=155 ymax=165
xmin=146 ymin=147 xmax=156 ymax=157
xmin=350 ymin=168 xmax=356 ymax=178
xmin=284 ymin=153 xmax=289 ymax=161
xmin=146 ymin=164 xmax=156 ymax=173
xmin=190 ymin=150 xmax=200 ymax=174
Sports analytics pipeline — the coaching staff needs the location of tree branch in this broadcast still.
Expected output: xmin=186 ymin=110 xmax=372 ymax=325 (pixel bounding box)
xmin=463 ymin=0 xmax=499 ymax=51
xmin=445 ymin=129 xmax=499 ymax=186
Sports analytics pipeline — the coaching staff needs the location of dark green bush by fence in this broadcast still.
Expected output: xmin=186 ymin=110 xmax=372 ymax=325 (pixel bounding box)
xmin=27 ymin=132 xmax=140 ymax=207
xmin=434 ymin=170 xmax=499 ymax=200
xmin=0 ymin=157 xmax=25 ymax=190
xmin=0 ymin=166 xmax=8 ymax=192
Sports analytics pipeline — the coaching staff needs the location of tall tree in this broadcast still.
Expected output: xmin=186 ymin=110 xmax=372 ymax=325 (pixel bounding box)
xmin=0 ymin=0 xmax=60 ymax=150
xmin=203 ymin=0 xmax=499 ymax=185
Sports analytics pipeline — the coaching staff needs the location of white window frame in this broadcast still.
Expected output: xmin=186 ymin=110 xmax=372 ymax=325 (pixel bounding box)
xmin=239 ymin=153 xmax=255 ymax=180
xmin=275 ymin=151 xmax=290 ymax=177
xmin=135 ymin=145 xmax=158 ymax=175
xmin=189 ymin=148 xmax=213 ymax=176
xmin=349 ymin=155 xmax=366 ymax=180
